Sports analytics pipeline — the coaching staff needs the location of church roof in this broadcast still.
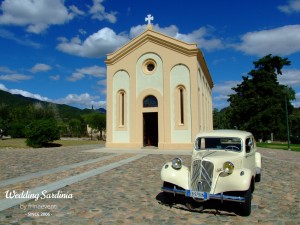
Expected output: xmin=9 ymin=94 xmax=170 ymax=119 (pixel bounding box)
xmin=105 ymin=28 xmax=213 ymax=88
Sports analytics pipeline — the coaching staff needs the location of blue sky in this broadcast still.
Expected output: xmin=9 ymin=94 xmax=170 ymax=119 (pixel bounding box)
xmin=0 ymin=0 xmax=299 ymax=109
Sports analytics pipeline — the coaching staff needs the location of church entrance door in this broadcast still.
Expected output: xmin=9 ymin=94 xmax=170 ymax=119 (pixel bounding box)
xmin=143 ymin=112 xmax=158 ymax=147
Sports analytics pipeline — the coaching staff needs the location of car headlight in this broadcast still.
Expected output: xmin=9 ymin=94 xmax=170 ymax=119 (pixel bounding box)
xmin=223 ymin=161 xmax=234 ymax=174
xmin=172 ymin=157 xmax=182 ymax=170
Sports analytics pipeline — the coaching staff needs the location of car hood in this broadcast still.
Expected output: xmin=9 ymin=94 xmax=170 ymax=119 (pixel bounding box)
xmin=193 ymin=150 xmax=242 ymax=163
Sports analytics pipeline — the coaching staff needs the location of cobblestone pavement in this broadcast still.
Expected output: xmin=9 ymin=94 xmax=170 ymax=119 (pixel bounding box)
xmin=0 ymin=145 xmax=299 ymax=225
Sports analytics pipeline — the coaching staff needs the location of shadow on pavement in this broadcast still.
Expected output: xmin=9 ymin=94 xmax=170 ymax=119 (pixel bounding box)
xmin=156 ymin=192 xmax=238 ymax=216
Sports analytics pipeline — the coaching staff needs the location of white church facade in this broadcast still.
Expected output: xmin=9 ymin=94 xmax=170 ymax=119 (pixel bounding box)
xmin=105 ymin=17 xmax=213 ymax=150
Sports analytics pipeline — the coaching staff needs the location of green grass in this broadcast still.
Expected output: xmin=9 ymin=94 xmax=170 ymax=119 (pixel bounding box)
xmin=257 ymin=142 xmax=300 ymax=152
xmin=0 ymin=138 xmax=105 ymax=149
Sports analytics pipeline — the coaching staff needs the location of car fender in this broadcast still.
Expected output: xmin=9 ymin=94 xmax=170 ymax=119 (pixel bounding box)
xmin=255 ymin=152 xmax=262 ymax=169
xmin=213 ymin=168 xmax=252 ymax=194
xmin=161 ymin=162 xmax=189 ymax=190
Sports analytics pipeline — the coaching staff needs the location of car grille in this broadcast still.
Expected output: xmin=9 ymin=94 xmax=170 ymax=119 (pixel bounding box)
xmin=191 ymin=160 xmax=214 ymax=192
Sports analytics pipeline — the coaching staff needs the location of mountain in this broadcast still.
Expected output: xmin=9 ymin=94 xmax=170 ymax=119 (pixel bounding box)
xmin=0 ymin=90 xmax=106 ymax=119
xmin=96 ymin=108 xmax=106 ymax=114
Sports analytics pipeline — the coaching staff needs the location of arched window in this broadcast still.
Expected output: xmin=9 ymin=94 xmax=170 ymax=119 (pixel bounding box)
xmin=175 ymin=85 xmax=187 ymax=127
xmin=117 ymin=90 xmax=126 ymax=127
xmin=143 ymin=95 xmax=158 ymax=108
xmin=179 ymin=87 xmax=184 ymax=124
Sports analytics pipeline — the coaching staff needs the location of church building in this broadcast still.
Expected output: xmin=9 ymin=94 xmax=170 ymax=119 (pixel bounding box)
xmin=105 ymin=15 xmax=213 ymax=150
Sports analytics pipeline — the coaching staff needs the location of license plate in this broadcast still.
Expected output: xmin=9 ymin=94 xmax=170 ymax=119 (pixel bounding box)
xmin=186 ymin=190 xmax=209 ymax=200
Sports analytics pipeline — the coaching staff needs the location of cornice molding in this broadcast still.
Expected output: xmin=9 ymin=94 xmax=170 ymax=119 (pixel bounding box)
xmin=105 ymin=29 xmax=198 ymax=65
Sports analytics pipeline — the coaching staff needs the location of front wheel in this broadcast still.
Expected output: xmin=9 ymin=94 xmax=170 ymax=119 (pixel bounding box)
xmin=237 ymin=187 xmax=252 ymax=216
xmin=162 ymin=182 xmax=177 ymax=200
xmin=162 ymin=182 xmax=186 ymax=204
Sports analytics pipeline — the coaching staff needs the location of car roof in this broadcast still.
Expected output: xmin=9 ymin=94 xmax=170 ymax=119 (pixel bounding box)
xmin=195 ymin=129 xmax=253 ymax=139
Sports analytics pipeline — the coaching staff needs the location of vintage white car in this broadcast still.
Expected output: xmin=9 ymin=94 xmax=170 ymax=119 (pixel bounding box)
xmin=160 ymin=130 xmax=262 ymax=216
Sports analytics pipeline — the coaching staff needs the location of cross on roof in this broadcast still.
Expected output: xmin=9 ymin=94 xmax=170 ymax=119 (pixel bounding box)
xmin=145 ymin=14 xmax=154 ymax=29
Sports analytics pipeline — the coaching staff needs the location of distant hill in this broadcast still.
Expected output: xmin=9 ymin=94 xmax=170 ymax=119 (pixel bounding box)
xmin=96 ymin=108 xmax=106 ymax=114
xmin=0 ymin=90 xmax=106 ymax=120
xmin=0 ymin=89 xmax=44 ymax=107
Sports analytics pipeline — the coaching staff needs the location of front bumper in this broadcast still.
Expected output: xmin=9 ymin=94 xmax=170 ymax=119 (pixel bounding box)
xmin=161 ymin=186 xmax=245 ymax=203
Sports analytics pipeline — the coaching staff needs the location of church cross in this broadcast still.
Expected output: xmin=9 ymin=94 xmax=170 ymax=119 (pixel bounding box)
xmin=145 ymin=14 xmax=154 ymax=29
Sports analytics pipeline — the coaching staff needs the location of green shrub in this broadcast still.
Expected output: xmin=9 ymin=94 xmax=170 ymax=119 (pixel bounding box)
xmin=24 ymin=119 xmax=60 ymax=148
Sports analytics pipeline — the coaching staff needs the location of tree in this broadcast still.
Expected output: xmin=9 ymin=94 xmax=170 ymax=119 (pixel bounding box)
xmin=213 ymin=108 xmax=232 ymax=129
xmin=68 ymin=118 xmax=86 ymax=137
xmin=84 ymin=113 xmax=106 ymax=140
xmin=228 ymin=54 xmax=295 ymax=141
xmin=4 ymin=105 xmax=58 ymax=138
xmin=0 ymin=118 xmax=8 ymax=140
xmin=290 ymin=107 xmax=300 ymax=144
xmin=24 ymin=119 xmax=60 ymax=148
xmin=0 ymin=106 xmax=9 ymax=139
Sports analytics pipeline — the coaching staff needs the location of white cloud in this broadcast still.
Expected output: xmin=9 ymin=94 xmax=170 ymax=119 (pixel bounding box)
xmin=278 ymin=69 xmax=300 ymax=88
xmin=30 ymin=63 xmax=52 ymax=73
xmin=234 ymin=25 xmax=300 ymax=56
xmin=0 ymin=83 xmax=8 ymax=91
xmin=69 ymin=5 xmax=85 ymax=16
xmin=212 ymin=75 xmax=300 ymax=109
xmin=67 ymin=72 xmax=85 ymax=82
xmin=129 ymin=24 xmax=186 ymax=39
xmin=293 ymin=92 xmax=300 ymax=108
xmin=278 ymin=0 xmax=300 ymax=14
xmin=0 ymin=28 xmax=41 ymax=48
xmin=0 ymin=65 xmax=34 ymax=82
xmin=0 ymin=83 xmax=50 ymax=101
xmin=0 ymin=0 xmax=74 ymax=34
xmin=174 ymin=27 xmax=224 ymax=51
xmin=56 ymin=93 xmax=106 ymax=108
xmin=57 ymin=27 xmax=129 ymax=58
xmin=212 ymin=80 xmax=240 ymax=109
xmin=0 ymin=66 xmax=15 ymax=73
xmin=57 ymin=25 xmax=224 ymax=58
xmin=89 ymin=0 xmax=117 ymax=23
xmin=278 ymin=69 xmax=300 ymax=108
xmin=67 ymin=65 xmax=106 ymax=81
xmin=9 ymin=89 xmax=50 ymax=101
xmin=49 ymin=75 xmax=60 ymax=81
xmin=0 ymin=83 xmax=106 ymax=109
xmin=97 ymin=79 xmax=106 ymax=86
xmin=0 ymin=74 xmax=33 ymax=82
xmin=130 ymin=24 xmax=224 ymax=52
xmin=78 ymin=28 xmax=87 ymax=35
xmin=213 ymin=80 xmax=240 ymax=96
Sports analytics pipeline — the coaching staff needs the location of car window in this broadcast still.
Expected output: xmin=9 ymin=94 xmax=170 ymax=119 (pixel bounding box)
xmin=195 ymin=137 xmax=242 ymax=151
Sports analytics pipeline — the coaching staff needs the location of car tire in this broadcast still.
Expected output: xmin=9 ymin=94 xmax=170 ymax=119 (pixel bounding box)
xmin=162 ymin=182 xmax=176 ymax=200
xmin=255 ymin=173 xmax=261 ymax=182
xmin=238 ymin=186 xmax=252 ymax=216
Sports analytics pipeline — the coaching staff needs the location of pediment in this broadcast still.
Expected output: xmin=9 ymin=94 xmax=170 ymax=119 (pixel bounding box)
xmin=105 ymin=29 xmax=199 ymax=65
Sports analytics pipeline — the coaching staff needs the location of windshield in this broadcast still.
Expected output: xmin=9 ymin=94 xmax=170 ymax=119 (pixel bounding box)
xmin=195 ymin=137 xmax=242 ymax=152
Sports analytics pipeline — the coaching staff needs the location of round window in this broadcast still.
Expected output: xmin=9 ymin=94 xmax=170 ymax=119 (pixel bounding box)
xmin=147 ymin=63 xmax=155 ymax=71
xmin=143 ymin=59 xmax=157 ymax=74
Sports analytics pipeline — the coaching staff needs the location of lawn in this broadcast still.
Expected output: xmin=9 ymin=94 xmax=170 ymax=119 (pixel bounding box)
xmin=257 ymin=142 xmax=300 ymax=152
xmin=0 ymin=138 xmax=105 ymax=149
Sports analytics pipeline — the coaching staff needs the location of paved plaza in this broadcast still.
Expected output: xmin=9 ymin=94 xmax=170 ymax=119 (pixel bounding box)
xmin=0 ymin=144 xmax=299 ymax=225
